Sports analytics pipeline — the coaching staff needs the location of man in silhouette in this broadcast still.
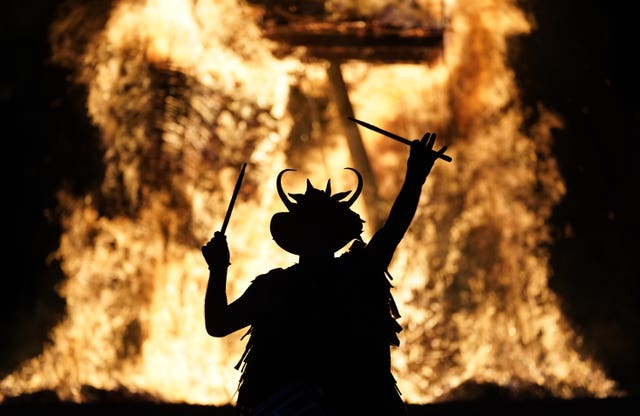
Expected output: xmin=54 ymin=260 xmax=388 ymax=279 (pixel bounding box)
xmin=203 ymin=131 xmax=448 ymax=415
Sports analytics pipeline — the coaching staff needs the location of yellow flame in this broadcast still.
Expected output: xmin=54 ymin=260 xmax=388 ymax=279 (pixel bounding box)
xmin=1 ymin=0 xmax=623 ymax=406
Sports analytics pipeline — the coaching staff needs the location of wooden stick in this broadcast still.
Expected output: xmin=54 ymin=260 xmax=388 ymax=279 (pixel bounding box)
xmin=220 ymin=162 xmax=247 ymax=235
xmin=348 ymin=117 xmax=452 ymax=162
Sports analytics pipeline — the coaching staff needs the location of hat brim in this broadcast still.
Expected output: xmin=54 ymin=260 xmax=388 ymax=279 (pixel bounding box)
xmin=270 ymin=212 xmax=358 ymax=255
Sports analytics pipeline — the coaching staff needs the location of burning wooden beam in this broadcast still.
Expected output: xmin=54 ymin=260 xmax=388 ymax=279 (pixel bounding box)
xmin=248 ymin=1 xmax=445 ymax=63
xmin=262 ymin=21 xmax=444 ymax=63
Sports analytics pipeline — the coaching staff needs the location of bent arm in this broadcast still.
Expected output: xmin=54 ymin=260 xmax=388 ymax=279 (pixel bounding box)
xmin=202 ymin=232 xmax=255 ymax=337
xmin=204 ymin=265 xmax=255 ymax=337
xmin=367 ymin=132 xmax=447 ymax=268
xmin=366 ymin=167 xmax=424 ymax=269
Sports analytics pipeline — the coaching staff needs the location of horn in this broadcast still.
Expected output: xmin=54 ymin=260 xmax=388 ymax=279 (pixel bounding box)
xmin=325 ymin=179 xmax=331 ymax=195
xmin=344 ymin=167 xmax=363 ymax=207
xmin=276 ymin=169 xmax=297 ymax=211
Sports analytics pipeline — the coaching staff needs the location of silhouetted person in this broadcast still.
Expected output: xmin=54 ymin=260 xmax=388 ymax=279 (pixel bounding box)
xmin=203 ymin=132 xmax=448 ymax=415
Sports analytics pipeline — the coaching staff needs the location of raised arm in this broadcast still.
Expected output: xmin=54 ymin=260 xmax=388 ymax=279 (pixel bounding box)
xmin=202 ymin=231 xmax=256 ymax=337
xmin=366 ymin=132 xmax=448 ymax=268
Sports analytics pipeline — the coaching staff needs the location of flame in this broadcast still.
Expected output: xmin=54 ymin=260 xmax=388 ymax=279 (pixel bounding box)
xmin=1 ymin=0 xmax=623 ymax=406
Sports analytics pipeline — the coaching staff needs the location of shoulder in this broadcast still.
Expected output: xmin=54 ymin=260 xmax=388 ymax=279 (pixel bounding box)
xmin=251 ymin=267 xmax=281 ymax=282
xmin=339 ymin=239 xmax=377 ymax=267
xmin=242 ymin=268 xmax=289 ymax=308
xmin=250 ymin=266 xmax=296 ymax=288
xmin=342 ymin=237 xmax=395 ymax=272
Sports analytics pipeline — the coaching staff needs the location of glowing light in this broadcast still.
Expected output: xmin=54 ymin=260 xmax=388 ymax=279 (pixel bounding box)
xmin=0 ymin=0 xmax=622 ymax=406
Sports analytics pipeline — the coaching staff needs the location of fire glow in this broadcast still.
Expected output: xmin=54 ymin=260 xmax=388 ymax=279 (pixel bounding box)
xmin=1 ymin=0 xmax=623 ymax=406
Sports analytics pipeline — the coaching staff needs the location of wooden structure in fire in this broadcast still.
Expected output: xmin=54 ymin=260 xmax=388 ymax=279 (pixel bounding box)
xmin=247 ymin=0 xmax=447 ymax=228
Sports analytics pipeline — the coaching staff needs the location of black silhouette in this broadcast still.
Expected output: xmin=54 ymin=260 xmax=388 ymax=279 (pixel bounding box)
xmin=202 ymin=132 xmax=449 ymax=415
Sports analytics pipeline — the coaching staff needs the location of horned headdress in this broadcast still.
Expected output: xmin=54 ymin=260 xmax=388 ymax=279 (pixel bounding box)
xmin=270 ymin=168 xmax=366 ymax=255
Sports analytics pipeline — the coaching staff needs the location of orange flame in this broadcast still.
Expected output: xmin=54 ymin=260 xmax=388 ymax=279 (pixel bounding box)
xmin=1 ymin=0 xmax=622 ymax=406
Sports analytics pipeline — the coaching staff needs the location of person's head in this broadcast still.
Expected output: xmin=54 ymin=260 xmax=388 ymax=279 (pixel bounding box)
xmin=270 ymin=168 xmax=365 ymax=256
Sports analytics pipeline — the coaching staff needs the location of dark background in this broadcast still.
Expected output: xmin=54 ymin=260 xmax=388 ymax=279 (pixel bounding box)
xmin=2 ymin=0 xmax=639 ymax=403
xmin=512 ymin=0 xmax=639 ymax=396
